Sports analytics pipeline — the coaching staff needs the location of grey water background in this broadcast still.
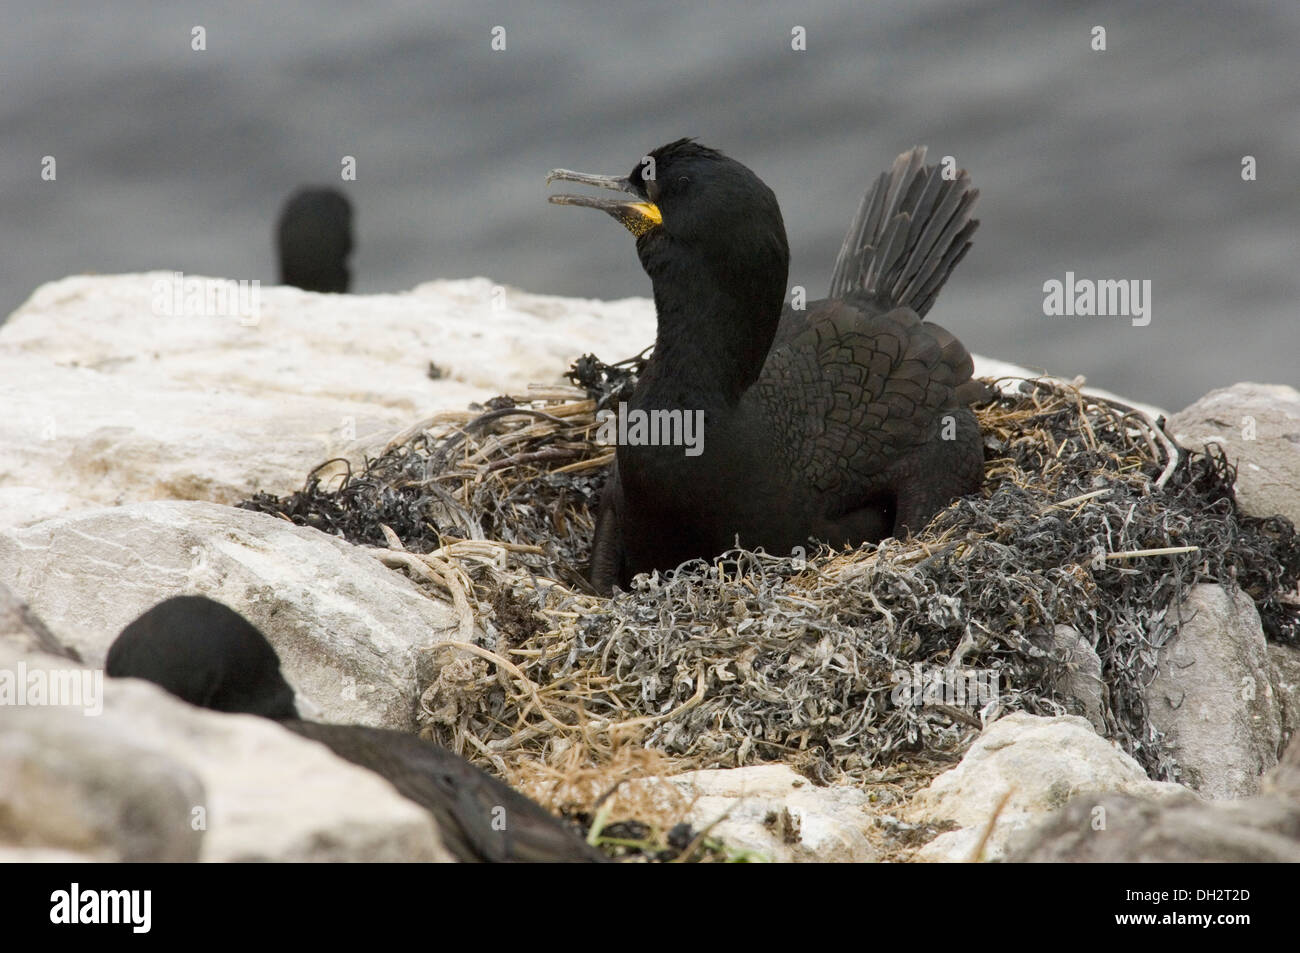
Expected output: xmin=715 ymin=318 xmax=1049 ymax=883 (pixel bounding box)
xmin=3 ymin=0 xmax=1296 ymax=410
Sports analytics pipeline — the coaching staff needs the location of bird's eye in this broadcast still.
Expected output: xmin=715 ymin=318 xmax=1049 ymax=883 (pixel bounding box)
xmin=677 ymin=176 xmax=690 ymax=188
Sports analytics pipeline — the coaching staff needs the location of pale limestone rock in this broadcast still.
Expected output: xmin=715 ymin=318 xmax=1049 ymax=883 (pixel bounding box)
xmin=662 ymin=764 xmax=877 ymax=863
xmin=1168 ymin=382 xmax=1300 ymax=525
xmin=1146 ymin=584 xmax=1281 ymax=798
xmin=0 ymin=847 xmax=102 ymax=862
xmin=1047 ymin=624 xmax=1107 ymax=733
xmin=0 ymin=644 xmax=450 ymax=863
xmin=0 ymin=500 xmax=462 ymax=730
xmin=1269 ymin=642 xmax=1300 ymax=747
xmin=1 ymin=655 xmax=203 ymax=862
xmin=909 ymin=712 xmax=1184 ymax=862
xmin=0 ymin=273 xmax=657 ymax=530
xmin=1 ymin=578 xmax=78 ymax=660
xmin=1010 ymin=735 xmax=1300 ymax=862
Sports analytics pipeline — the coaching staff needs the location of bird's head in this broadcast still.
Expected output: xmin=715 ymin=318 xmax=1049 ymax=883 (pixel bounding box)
xmin=276 ymin=187 xmax=354 ymax=293
xmin=548 ymin=139 xmax=789 ymax=291
xmin=107 ymin=595 xmax=301 ymax=720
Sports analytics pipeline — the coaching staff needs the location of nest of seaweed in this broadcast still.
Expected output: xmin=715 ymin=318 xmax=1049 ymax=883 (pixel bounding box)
xmin=241 ymin=355 xmax=1300 ymax=810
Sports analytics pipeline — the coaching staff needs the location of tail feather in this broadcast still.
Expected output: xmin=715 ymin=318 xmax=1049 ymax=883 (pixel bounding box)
xmin=828 ymin=146 xmax=979 ymax=317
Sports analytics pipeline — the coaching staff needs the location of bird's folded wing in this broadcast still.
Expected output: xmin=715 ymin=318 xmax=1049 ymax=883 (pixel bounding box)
xmin=753 ymin=301 xmax=976 ymax=504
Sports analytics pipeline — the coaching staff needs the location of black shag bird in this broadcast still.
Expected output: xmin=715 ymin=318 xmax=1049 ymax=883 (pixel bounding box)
xmin=275 ymin=187 xmax=354 ymax=293
xmin=548 ymin=141 xmax=987 ymax=594
xmin=106 ymin=595 xmax=603 ymax=863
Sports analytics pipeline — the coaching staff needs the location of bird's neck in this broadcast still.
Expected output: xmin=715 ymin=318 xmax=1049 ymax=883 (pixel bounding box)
xmin=637 ymin=254 xmax=785 ymax=409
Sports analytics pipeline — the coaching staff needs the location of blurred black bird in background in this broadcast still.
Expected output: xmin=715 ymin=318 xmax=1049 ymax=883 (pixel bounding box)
xmin=549 ymin=141 xmax=988 ymax=594
xmin=107 ymin=595 xmax=604 ymax=863
xmin=275 ymin=187 xmax=354 ymax=292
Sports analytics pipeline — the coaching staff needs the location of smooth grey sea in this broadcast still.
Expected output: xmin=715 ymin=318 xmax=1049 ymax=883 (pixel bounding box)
xmin=3 ymin=0 xmax=1297 ymax=408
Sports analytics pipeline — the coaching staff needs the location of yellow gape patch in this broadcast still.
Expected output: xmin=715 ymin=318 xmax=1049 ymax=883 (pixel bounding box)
xmin=618 ymin=201 xmax=662 ymax=236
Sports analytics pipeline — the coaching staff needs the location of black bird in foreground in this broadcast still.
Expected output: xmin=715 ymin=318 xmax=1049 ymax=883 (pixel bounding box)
xmin=275 ymin=187 xmax=354 ymax=292
xmin=548 ymin=141 xmax=988 ymax=594
xmin=106 ymin=595 xmax=604 ymax=863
